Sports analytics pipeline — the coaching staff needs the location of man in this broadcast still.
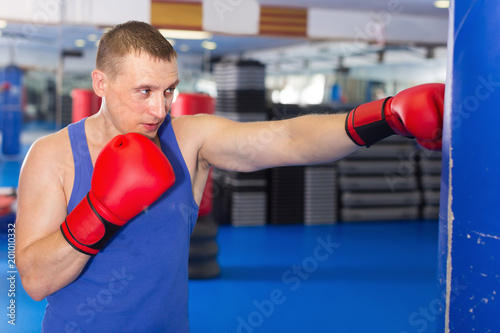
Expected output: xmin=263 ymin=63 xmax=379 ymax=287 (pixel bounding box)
xmin=15 ymin=21 xmax=444 ymax=332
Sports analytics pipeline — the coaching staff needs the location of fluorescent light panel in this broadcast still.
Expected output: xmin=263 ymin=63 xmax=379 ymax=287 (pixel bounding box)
xmin=202 ymin=41 xmax=217 ymax=50
xmin=434 ymin=1 xmax=450 ymax=8
xmin=75 ymin=39 xmax=86 ymax=47
xmin=159 ymin=29 xmax=212 ymax=40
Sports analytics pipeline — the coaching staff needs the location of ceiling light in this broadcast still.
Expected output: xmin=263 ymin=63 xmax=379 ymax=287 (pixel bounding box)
xmin=159 ymin=29 xmax=212 ymax=40
xmin=179 ymin=44 xmax=190 ymax=52
xmin=75 ymin=39 xmax=86 ymax=47
xmin=0 ymin=20 xmax=7 ymax=29
xmin=88 ymin=34 xmax=99 ymax=42
xmin=202 ymin=41 xmax=217 ymax=50
xmin=434 ymin=1 xmax=450 ymax=8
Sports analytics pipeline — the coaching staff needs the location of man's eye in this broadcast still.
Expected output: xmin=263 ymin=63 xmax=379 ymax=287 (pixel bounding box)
xmin=165 ymin=87 xmax=175 ymax=94
xmin=140 ymin=89 xmax=151 ymax=94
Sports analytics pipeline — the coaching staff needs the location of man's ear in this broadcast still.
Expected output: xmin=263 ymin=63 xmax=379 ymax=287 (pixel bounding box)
xmin=92 ymin=70 xmax=107 ymax=97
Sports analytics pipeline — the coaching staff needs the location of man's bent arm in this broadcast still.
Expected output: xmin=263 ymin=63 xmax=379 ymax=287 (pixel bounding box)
xmin=15 ymin=135 xmax=90 ymax=301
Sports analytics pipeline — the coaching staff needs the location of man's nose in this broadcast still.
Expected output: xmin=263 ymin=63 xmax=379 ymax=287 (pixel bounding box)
xmin=149 ymin=93 xmax=168 ymax=119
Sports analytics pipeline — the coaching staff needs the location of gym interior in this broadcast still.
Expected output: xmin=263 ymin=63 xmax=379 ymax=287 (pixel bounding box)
xmin=0 ymin=1 xmax=497 ymax=332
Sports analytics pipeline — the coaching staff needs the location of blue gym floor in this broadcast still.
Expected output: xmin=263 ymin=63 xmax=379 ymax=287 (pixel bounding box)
xmin=0 ymin=125 xmax=440 ymax=333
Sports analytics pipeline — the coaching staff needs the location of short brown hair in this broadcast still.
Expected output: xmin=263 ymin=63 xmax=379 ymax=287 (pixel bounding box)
xmin=96 ymin=21 xmax=177 ymax=79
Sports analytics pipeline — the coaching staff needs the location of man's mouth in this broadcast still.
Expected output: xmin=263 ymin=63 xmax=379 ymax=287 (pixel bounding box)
xmin=143 ymin=122 xmax=160 ymax=131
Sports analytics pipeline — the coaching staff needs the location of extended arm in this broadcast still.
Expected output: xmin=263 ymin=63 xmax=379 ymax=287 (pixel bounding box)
xmin=197 ymin=83 xmax=444 ymax=172
xmin=197 ymin=113 xmax=358 ymax=172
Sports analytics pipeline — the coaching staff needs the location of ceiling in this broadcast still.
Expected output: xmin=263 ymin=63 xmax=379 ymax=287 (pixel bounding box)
xmin=158 ymin=0 xmax=448 ymax=16
xmin=0 ymin=23 xmax=305 ymax=59
xmin=0 ymin=0 xmax=449 ymax=70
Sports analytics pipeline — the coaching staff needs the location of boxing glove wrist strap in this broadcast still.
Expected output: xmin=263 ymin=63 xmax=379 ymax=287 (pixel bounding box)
xmin=345 ymin=97 xmax=395 ymax=147
xmin=60 ymin=193 xmax=122 ymax=255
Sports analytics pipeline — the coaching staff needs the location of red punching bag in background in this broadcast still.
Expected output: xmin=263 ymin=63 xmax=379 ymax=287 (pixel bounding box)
xmin=170 ymin=93 xmax=215 ymax=117
xmin=71 ymin=89 xmax=102 ymax=123
xmin=171 ymin=93 xmax=215 ymax=217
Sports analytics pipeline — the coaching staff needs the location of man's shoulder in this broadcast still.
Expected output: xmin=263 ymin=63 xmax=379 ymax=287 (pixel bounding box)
xmin=171 ymin=113 xmax=239 ymax=152
xmin=171 ymin=114 xmax=204 ymax=138
xmin=19 ymin=127 xmax=73 ymax=191
xmin=171 ymin=113 xmax=224 ymax=124
xmin=171 ymin=114 xmax=228 ymax=146
xmin=26 ymin=127 xmax=71 ymax=164
xmin=32 ymin=127 xmax=69 ymax=149
xmin=171 ymin=113 xmax=228 ymax=133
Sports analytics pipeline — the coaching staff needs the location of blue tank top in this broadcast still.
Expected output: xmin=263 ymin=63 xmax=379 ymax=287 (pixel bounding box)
xmin=42 ymin=114 xmax=199 ymax=332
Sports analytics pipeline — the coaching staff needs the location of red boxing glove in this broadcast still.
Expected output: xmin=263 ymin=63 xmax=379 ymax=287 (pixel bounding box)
xmin=345 ymin=83 xmax=445 ymax=150
xmin=61 ymin=133 xmax=175 ymax=255
xmin=0 ymin=82 xmax=10 ymax=92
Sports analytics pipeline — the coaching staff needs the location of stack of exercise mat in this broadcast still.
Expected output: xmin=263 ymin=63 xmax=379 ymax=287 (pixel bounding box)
xmin=188 ymin=170 xmax=221 ymax=279
xmin=419 ymin=149 xmax=442 ymax=220
xmin=211 ymin=97 xmax=347 ymax=226
xmin=213 ymin=60 xmax=267 ymax=122
xmin=267 ymin=104 xmax=340 ymax=225
xmin=188 ymin=215 xmax=220 ymax=279
xmin=337 ymin=136 xmax=422 ymax=222
xmin=304 ymin=163 xmax=338 ymax=225
xmin=212 ymin=169 xmax=269 ymax=226
xmin=268 ymin=166 xmax=305 ymax=224
xmin=267 ymin=164 xmax=338 ymax=225
xmin=212 ymin=60 xmax=269 ymax=226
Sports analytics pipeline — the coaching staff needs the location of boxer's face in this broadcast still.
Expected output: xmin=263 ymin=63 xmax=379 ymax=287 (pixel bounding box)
xmin=103 ymin=52 xmax=179 ymax=139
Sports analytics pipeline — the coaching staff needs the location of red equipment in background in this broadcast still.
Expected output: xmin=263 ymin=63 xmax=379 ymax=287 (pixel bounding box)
xmin=71 ymin=89 xmax=101 ymax=123
xmin=171 ymin=93 xmax=215 ymax=217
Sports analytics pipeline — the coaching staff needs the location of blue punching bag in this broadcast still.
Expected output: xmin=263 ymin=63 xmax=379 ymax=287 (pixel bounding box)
xmin=1 ymin=66 xmax=23 ymax=155
xmin=438 ymin=1 xmax=500 ymax=332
